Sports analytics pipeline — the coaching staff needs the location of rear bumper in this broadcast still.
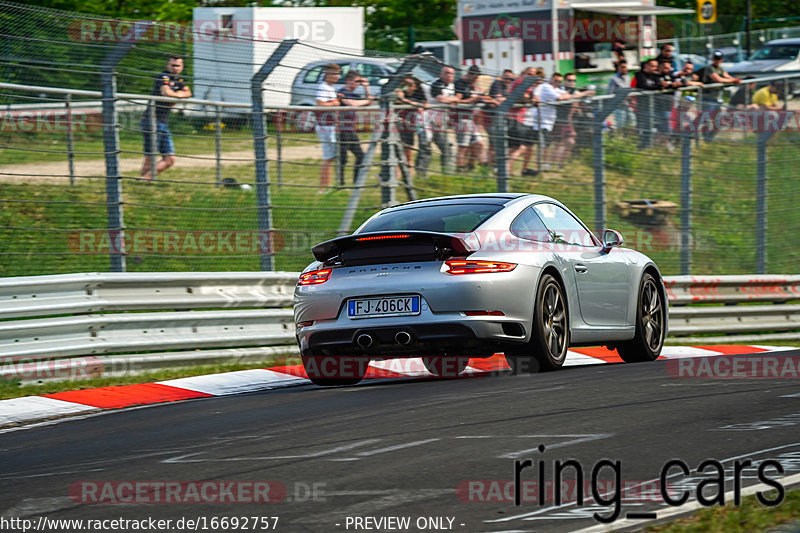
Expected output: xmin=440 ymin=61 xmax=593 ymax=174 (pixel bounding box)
xmin=298 ymin=321 xmax=521 ymax=358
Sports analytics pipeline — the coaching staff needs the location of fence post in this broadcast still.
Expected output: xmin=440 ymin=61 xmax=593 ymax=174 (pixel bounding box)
xmin=493 ymin=111 xmax=509 ymax=193
xmin=215 ymin=105 xmax=222 ymax=187
xmin=65 ymin=94 xmax=75 ymax=186
xmin=592 ymin=109 xmax=605 ymax=233
xmin=380 ymin=99 xmax=397 ymax=206
xmin=274 ymin=111 xmax=283 ymax=187
xmin=591 ymin=91 xmax=626 ymax=235
xmin=756 ymin=131 xmax=774 ymax=274
xmin=493 ymin=75 xmax=537 ymax=192
xmin=250 ymin=40 xmax=296 ymax=272
xmin=99 ymin=23 xmax=152 ymax=272
xmin=680 ymin=131 xmax=692 ymax=275
xmin=148 ymin=103 xmax=158 ymax=181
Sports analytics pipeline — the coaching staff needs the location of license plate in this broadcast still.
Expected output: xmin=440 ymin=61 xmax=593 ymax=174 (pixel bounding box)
xmin=347 ymin=296 xmax=420 ymax=319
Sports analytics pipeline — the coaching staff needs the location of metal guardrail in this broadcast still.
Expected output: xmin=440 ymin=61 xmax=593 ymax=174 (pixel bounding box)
xmin=0 ymin=273 xmax=798 ymax=383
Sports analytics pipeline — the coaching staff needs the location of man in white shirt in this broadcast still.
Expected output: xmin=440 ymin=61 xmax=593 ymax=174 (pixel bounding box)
xmin=315 ymin=63 xmax=343 ymax=193
xmin=528 ymin=73 xmax=593 ymax=169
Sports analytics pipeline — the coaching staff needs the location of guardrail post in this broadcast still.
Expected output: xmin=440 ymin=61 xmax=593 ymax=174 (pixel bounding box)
xmin=215 ymin=105 xmax=222 ymax=187
xmin=756 ymin=131 xmax=774 ymax=274
xmin=251 ymin=40 xmax=296 ymax=271
xmin=100 ymin=23 xmax=152 ymax=272
xmin=680 ymin=131 xmax=692 ymax=275
xmin=65 ymin=94 xmax=75 ymax=186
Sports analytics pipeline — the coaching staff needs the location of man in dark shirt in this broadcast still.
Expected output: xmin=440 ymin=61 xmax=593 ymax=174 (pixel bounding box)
xmin=654 ymin=44 xmax=677 ymax=72
xmin=337 ymin=71 xmax=375 ymax=184
xmin=633 ymin=58 xmax=660 ymax=149
xmin=140 ymin=55 xmax=191 ymax=181
xmin=453 ymin=65 xmax=488 ymax=170
xmin=486 ymin=69 xmax=514 ymax=165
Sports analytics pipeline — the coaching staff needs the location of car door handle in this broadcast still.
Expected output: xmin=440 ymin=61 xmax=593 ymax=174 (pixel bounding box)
xmin=574 ymin=264 xmax=588 ymax=274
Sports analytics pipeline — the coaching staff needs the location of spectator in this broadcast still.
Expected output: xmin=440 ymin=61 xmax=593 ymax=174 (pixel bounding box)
xmin=701 ymin=50 xmax=741 ymax=141
xmin=752 ymin=81 xmax=782 ymax=111
xmin=453 ymin=65 xmax=488 ymax=170
xmin=633 ymin=58 xmax=661 ymax=149
xmin=423 ymin=66 xmax=459 ymax=174
xmin=531 ymin=73 xmax=594 ymax=169
xmin=612 ymin=41 xmax=627 ymax=62
xmin=395 ymin=76 xmax=428 ymax=178
xmin=656 ymin=60 xmax=682 ymax=150
xmin=654 ymin=44 xmax=677 ymax=72
xmin=550 ymin=72 xmax=579 ymax=166
xmin=508 ymin=67 xmax=541 ymax=177
xmin=672 ymin=61 xmax=703 ymax=129
xmin=140 ymin=55 xmax=192 ymax=181
xmin=485 ymin=69 xmax=514 ymax=165
xmin=314 ymin=63 xmax=342 ymax=193
xmin=729 ymin=76 xmax=757 ymax=108
xmin=607 ymin=60 xmax=635 ymax=132
xmin=336 ymin=71 xmax=375 ymax=185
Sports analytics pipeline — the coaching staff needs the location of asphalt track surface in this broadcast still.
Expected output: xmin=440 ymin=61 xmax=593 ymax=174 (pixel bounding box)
xmin=1 ymin=352 xmax=800 ymax=533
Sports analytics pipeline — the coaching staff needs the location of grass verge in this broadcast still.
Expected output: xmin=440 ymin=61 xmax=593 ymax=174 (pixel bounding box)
xmin=646 ymin=488 xmax=800 ymax=533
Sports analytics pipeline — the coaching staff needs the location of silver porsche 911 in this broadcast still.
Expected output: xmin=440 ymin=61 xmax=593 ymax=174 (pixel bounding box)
xmin=294 ymin=193 xmax=667 ymax=385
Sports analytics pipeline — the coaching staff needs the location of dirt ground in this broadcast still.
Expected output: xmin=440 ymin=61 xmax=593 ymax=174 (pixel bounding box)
xmin=0 ymin=144 xmax=322 ymax=183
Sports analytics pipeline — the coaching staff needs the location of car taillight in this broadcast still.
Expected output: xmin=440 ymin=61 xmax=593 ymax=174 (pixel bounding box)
xmin=355 ymin=234 xmax=411 ymax=242
xmin=445 ymin=260 xmax=517 ymax=274
xmin=298 ymin=268 xmax=332 ymax=285
xmin=464 ymin=310 xmax=505 ymax=316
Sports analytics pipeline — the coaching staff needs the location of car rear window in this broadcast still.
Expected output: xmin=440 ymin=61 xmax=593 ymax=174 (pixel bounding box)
xmin=359 ymin=204 xmax=503 ymax=234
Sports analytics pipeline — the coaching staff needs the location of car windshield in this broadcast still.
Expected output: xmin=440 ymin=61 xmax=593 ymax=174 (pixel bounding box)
xmin=359 ymin=203 xmax=503 ymax=234
xmin=749 ymin=44 xmax=800 ymax=61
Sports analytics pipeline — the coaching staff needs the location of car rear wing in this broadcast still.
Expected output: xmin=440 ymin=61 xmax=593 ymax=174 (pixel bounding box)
xmin=311 ymin=231 xmax=479 ymax=266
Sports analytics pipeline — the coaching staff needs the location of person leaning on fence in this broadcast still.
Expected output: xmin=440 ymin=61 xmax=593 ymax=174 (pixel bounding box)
xmin=656 ymin=60 xmax=682 ymax=151
xmin=453 ymin=65 xmax=489 ymax=171
xmin=395 ymin=76 xmax=428 ymax=179
xmin=424 ymin=66 xmax=459 ymax=174
xmin=485 ymin=69 xmax=514 ymax=166
xmin=140 ymin=55 xmax=191 ymax=182
xmin=337 ymin=71 xmax=376 ymax=185
xmin=632 ymin=58 xmax=661 ymax=149
xmin=531 ymin=73 xmax=595 ymax=171
xmin=314 ymin=63 xmax=342 ymax=193
xmin=752 ymin=81 xmax=783 ymax=111
xmin=508 ymin=66 xmax=541 ymax=177
xmin=700 ymin=50 xmax=741 ymax=142
xmin=607 ymin=60 xmax=635 ymax=133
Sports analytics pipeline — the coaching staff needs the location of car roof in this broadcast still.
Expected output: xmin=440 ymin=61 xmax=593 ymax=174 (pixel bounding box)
xmin=763 ymin=38 xmax=800 ymax=46
xmin=388 ymin=193 xmax=553 ymax=209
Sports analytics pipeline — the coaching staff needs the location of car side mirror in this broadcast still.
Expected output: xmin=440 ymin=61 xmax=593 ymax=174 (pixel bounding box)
xmin=602 ymin=229 xmax=623 ymax=252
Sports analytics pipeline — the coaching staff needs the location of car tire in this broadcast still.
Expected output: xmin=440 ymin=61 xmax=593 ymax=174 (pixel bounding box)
xmin=507 ymin=273 xmax=569 ymax=372
xmin=301 ymin=354 xmax=368 ymax=386
xmin=617 ymin=272 xmax=666 ymax=363
xmin=422 ymin=356 xmax=469 ymax=377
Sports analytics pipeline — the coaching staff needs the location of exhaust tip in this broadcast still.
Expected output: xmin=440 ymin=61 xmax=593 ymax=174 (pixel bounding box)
xmin=395 ymin=331 xmax=412 ymax=345
xmin=356 ymin=334 xmax=374 ymax=348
